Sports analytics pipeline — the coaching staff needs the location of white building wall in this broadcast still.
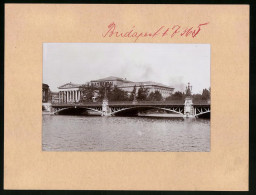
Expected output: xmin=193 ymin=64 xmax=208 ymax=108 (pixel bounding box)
xmin=58 ymin=87 xmax=81 ymax=103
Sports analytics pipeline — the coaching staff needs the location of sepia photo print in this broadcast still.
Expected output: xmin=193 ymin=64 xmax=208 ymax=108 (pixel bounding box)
xmin=42 ymin=43 xmax=211 ymax=152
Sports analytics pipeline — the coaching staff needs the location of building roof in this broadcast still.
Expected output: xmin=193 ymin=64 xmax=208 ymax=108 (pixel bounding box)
xmin=58 ymin=82 xmax=83 ymax=89
xmin=118 ymin=81 xmax=174 ymax=89
xmin=143 ymin=81 xmax=174 ymax=89
xmin=91 ymin=76 xmax=132 ymax=83
xmin=58 ymin=77 xmax=174 ymax=90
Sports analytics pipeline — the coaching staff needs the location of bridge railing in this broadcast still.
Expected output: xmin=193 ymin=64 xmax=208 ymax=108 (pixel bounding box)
xmin=52 ymin=100 xmax=210 ymax=107
xmin=193 ymin=100 xmax=211 ymax=105
xmin=52 ymin=102 xmax=102 ymax=107
xmin=108 ymin=101 xmax=185 ymax=106
xmin=52 ymin=100 xmax=185 ymax=106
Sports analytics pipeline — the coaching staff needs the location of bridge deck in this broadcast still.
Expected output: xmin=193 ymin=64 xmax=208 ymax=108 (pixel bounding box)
xmin=52 ymin=101 xmax=210 ymax=107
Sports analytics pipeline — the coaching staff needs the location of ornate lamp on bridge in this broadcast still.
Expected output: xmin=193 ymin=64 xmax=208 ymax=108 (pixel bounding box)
xmin=185 ymin=82 xmax=192 ymax=97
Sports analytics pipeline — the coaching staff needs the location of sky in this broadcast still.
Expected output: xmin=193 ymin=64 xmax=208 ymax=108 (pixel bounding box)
xmin=43 ymin=43 xmax=210 ymax=94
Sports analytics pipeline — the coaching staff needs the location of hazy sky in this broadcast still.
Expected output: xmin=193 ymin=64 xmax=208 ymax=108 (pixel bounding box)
xmin=43 ymin=43 xmax=210 ymax=94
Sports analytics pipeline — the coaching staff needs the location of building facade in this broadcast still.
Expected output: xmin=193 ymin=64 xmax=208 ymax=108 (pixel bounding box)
xmin=58 ymin=82 xmax=83 ymax=103
xmin=117 ymin=81 xmax=174 ymax=98
xmin=57 ymin=76 xmax=174 ymax=103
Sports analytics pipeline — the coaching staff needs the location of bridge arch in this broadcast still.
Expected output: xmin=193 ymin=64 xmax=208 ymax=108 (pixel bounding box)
xmin=110 ymin=106 xmax=184 ymax=116
xmin=194 ymin=107 xmax=210 ymax=118
xmin=53 ymin=107 xmax=103 ymax=115
xmin=195 ymin=110 xmax=211 ymax=117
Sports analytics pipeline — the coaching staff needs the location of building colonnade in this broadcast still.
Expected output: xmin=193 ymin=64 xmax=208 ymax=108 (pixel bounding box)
xmin=59 ymin=90 xmax=82 ymax=103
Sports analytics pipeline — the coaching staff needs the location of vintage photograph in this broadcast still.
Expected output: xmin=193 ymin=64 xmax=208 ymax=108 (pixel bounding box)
xmin=42 ymin=43 xmax=210 ymax=152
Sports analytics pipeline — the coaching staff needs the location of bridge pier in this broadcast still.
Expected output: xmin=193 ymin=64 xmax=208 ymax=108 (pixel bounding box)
xmin=184 ymin=97 xmax=195 ymax=118
xmin=42 ymin=102 xmax=53 ymax=113
xmin=101 ymin=90 xmax=112 ymax=116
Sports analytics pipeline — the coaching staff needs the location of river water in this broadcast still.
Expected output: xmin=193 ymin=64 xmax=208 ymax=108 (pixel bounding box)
xmin=42 ymin=115 xmax=210 ymax=152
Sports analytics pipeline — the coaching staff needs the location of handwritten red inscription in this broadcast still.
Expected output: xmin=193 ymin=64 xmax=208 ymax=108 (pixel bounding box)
xmin=102 ymin=22 xmax=209 ymax=42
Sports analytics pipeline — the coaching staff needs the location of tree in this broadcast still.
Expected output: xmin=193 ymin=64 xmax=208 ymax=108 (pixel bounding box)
xmin=129 ymin=85 xmax=137 ymax=101
xmin=147 ymin=91 xmax=163 ymax=101
xmin=165 ymin=91 xmax=184 ymax=101
xmin=79 ymin=84 xmax=97 ymax=102
xmin=201 ymin=88 xmax=210 ymax=100
xmin=109 ymin=85 xmax=129 ymax=101
xmin=154 ymin=91 xmax=163 ymax=101
xmin=137 ymin=86 xmax=148 ymax=101
xmin=97 ymin=85 xmax=112 ymax=101
xmin=191 ymin=88 xmax=210 ymax=101
xmin=148 ymin=92 xmax=155 ymax=101
xmin=192 ymin=94 xmax=203 ymax=101
xmin=165 ymin=87 xmax=210 ymax=102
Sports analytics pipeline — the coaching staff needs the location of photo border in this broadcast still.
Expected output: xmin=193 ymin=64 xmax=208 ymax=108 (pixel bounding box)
xmin=1 ymin=0 xmax=255 ymax=194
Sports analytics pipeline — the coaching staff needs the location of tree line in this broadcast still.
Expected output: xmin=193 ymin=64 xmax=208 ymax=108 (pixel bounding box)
xmin=165 ymin=88 xmax=210 ymax=101
xmin=79 ymin=84 xmax=211 ymax=102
